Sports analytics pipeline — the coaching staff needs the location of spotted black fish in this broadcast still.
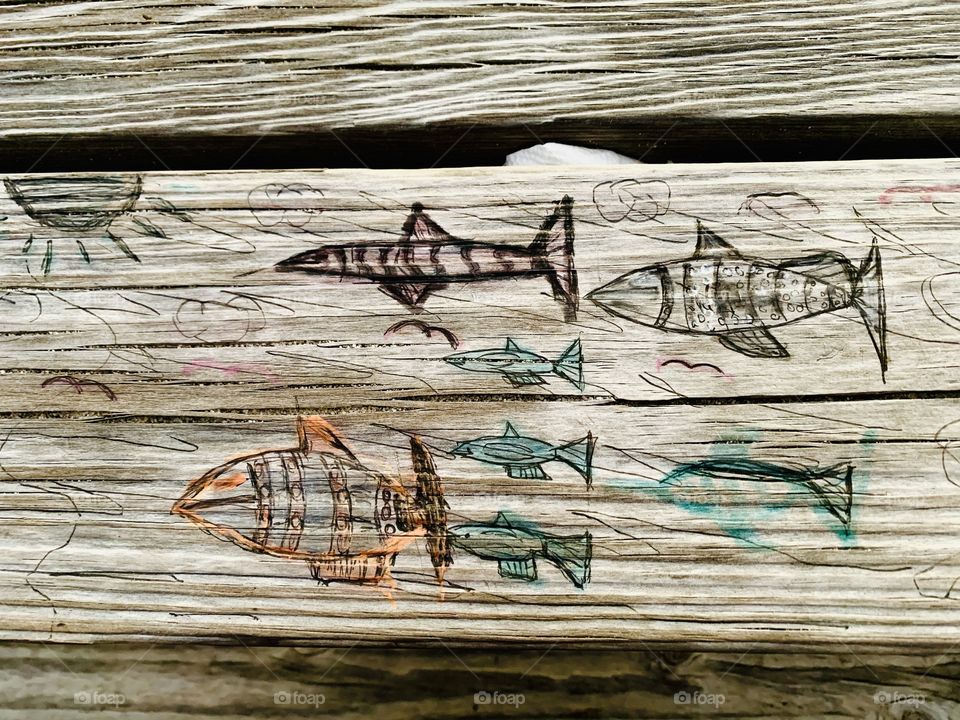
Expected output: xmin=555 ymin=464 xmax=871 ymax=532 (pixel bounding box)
xmin=276 ymin=197 xmax=579 ymax=320
xmin=587 ymin=223 xmax=887 ymax=377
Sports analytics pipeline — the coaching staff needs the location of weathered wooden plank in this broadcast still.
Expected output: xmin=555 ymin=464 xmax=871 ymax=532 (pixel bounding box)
xmin=0 ymin=160 xmax=959 ymax=648
xmin=0 ymin=644 xmax=956 ymax=718
xmin=0 ymin=161 xmax=957 ymax=403
xmin=2 ymin=398 xmax=960 ymax=648
xmin=1 ymin=1 xmax=958 ymax=139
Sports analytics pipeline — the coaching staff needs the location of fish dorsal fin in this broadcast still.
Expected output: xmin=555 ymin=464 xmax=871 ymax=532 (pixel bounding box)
xmin=503 ymin=421 xmax=520 ymax=438
xmin=400 ymin=203 xmax=454 ymax=244
xmin=494 ymin=511 xmax=513 ymax=527
xmin=504 ymin=338 xmax=523 ymax=351
xmin=297 ymin=416 xmax=359 ymax=462
xmin=694 ymin=221 xmax=740 ymax=258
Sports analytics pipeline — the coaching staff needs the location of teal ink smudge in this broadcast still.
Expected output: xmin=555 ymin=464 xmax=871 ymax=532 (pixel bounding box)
xmin=608 ymin=428 xmax=856 ymax=545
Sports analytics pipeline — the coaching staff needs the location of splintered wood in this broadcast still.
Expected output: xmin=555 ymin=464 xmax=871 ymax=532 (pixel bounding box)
xmin=0 ymin=2 xmax=957 ymax=135
xmin=2 ymin=159 xmax=960 ymax=648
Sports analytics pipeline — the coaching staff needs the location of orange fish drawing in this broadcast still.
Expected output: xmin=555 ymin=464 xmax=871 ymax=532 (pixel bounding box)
xmin=172 ymin=416 xmax=451 ymax=586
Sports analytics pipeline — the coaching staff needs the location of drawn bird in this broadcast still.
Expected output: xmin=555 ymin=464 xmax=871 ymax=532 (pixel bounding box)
xmin=444 ymin=338 xmax=584 ymax=390
xmin=451 ymin=422 xmax=595 ymax=485
xmin=587 ymin=223 xmax=887 ymax=378
xmin=448 ymin=512 xmax=592 ymax=588
xmin=172 ymin=416 xmax=451 ymax=586
xmin=276 ymin=197 xmax=579 ymax=320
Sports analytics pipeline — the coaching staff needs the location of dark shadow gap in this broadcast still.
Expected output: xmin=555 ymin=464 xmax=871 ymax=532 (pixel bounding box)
xmin=0 ymin=115 xmax=958 ymax=173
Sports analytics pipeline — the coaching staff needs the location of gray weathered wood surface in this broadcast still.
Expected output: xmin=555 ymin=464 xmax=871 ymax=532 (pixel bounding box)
xmin=1 ymin=1 xmax=958 ymax=137
xmin=2 ymin=160 xmax=960 ymax=649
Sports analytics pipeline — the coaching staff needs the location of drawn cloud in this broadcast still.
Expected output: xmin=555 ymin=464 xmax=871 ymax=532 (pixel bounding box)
xmin=592 ymin=179 xmax=670 ymax=223
xmin=248 ymin=183 xmax=324 ymax=227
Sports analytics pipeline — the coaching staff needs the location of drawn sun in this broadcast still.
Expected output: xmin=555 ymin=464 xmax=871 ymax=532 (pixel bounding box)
xmin=3 ymin=175 xmax=165 ymax=275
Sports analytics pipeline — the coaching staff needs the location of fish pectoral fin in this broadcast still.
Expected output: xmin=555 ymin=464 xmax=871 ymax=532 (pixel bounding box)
xmin=718 ymin=328 xmax=789 ymax=359
xmin=379 ymin=282 xmax=445 ymax=309
xmin=506 ymin=464 xmax=549 ymax=480
xmin=498 ymin=558 xmax=538 ymax=581
xmin=505 ymin=373 xmax=548 ymax=387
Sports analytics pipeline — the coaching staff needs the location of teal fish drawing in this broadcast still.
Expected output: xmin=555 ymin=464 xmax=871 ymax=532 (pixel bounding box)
xmin=448 ymin=512 xmax=592 ymax=588
xmin=661 ymin=458 xmax=854 ymax=529
xmin=452 ymin=422 xmax=595 ymax=484
xmin=444 ymin=338 xmax=584 ymax=390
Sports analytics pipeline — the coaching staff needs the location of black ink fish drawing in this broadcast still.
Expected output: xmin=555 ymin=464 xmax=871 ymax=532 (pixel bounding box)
xmin=451 ymin=422 xmax=595 ymax=485
xmin=4 ymin=175 xmax=149 ymax=274
xmin=660 ymin=458 xmax=854 ymax=529
xmin=448 ymin=512 xmax=592 ymax=588
xmin=172 ymin=416 xmax=451 ymax=586
xmin=276 ymin=197 xmax=579 ymax=320
xmin=444 ymin=338 xmax=584 ymax=390
xmin=587 ymin=223 xmax=887 ymax=378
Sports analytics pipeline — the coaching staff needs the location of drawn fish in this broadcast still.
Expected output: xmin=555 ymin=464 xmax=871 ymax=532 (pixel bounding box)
xmin=587 ymin=223 xmax=887 ymax=377
xmin=448 ymin=512 xmax=592 ymax=588
xmin=444 ymin=338 xmax=584 ymax=390
xmin=276 ymin=197 xmax=579 ymax=320
xmin=451 ymin=422 xmax=595 ymax=485
xmin=172 ymin=416 xmax=451 ymax=586
xmin=660 ymin=458 xmax=854 ymax=529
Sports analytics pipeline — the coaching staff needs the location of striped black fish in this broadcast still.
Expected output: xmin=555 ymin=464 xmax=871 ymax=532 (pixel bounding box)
xmin=276 ymin=197 xmax=579 ymax=320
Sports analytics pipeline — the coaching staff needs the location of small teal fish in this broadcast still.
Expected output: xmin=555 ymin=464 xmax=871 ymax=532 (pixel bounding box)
xmin=661 ymin=458 xmax=854 ymax=528
xmin=452 ymin=422 xmax=595 ymax=485
xmin=449 ymin=512 xmax=592 ymax=588
xmin=444 ymin=338 xmax=584 ymax=390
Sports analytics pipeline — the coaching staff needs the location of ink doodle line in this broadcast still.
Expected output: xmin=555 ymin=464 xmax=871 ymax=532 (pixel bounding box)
xmin=41 ymin=376 xmax=117 ymax=400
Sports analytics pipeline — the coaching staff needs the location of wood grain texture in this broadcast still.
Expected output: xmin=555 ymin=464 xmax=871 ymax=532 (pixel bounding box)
xmin=1 ymin=160 xmax=960 ymax=648
xmin=1 ymin=1 xmax=959 ymax=137
xmin=0 ymin=644 xmax=957 ymax=718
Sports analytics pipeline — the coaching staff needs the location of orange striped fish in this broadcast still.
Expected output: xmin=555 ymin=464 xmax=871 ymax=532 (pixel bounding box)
xmin=172 ymin=417 xmax=450 ymax=586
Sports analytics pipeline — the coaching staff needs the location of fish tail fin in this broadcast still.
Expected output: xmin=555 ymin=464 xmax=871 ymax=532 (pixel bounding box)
xmin=541 ymin=531 xmax=592 ymax=588
xmin=553 ymin=338 xmax=584 ymax=391
xmin=410 ymin=436 xmax=452 ymax=582
xmin=852 ymin=239 xmax=887 ymax=380
xmin=553 ymin=432 xmax=596 ymax=485
xmin=528 ymin=196 xmax=578 ymax=321
xmin=803 ymin=464 xmax=854 ymax=528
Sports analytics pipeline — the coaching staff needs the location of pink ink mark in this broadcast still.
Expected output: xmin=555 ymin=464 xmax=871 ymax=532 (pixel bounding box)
xmin=656 ymin=358 xmax=732 ymax=380
xmin=182 ymin=360 xmax=282 ymax=385
xmin=878 ymin=184 xmax=960 ymax=205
